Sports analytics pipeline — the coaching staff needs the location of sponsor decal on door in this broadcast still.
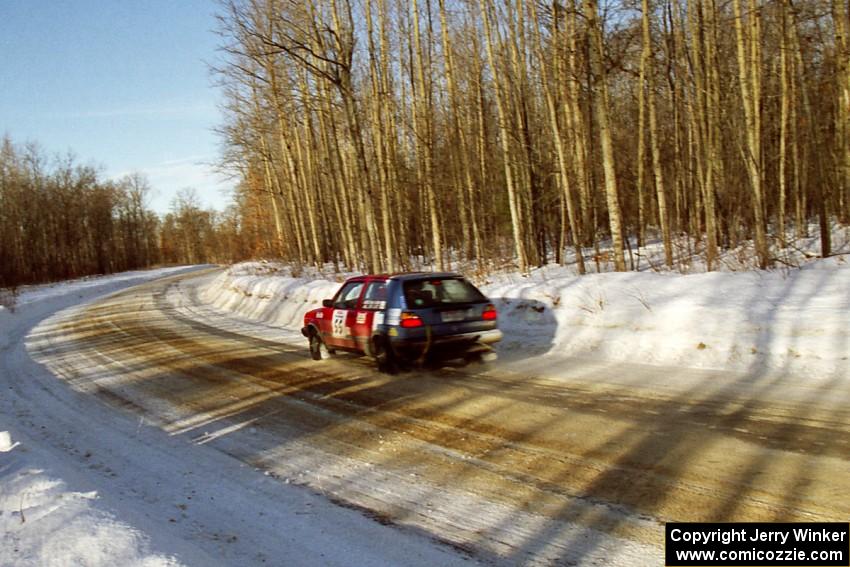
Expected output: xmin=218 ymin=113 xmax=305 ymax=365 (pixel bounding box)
xmin=332 ymin=309 xmax=346 ymax=338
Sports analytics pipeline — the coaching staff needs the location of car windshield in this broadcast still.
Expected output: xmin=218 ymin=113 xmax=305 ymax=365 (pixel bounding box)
xmin=403 ymin=278 xmax=486 ymax=308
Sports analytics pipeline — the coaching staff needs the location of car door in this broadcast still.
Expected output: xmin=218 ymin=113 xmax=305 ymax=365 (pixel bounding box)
xmin=351 ymin=279 xmax=389 ymax=353
xmin=325 ymin=280 xmax=365 ymax=350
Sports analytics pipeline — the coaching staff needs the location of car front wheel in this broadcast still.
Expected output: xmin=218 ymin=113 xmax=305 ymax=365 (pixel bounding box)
xmin=308 ymin=331 xmax=332 ymax=361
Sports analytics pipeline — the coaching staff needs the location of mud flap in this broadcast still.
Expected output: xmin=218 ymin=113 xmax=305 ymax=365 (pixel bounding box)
xmin=465 ymin=342 xmax=498 ymax=363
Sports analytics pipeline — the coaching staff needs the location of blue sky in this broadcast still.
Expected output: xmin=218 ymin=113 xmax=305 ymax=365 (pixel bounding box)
xmin=0 ymin=1 xmax=232 ymax=213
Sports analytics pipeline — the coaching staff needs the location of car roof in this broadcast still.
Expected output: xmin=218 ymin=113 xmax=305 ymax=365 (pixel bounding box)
xmin=348 ymin=272 xmax=463 ymax=282
xmin=387 ymin=272 xmax=462 ymax=281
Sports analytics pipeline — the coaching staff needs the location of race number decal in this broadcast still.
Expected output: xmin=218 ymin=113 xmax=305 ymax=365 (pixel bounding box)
xmin=332 ymin=309 xmax=346 ymax=338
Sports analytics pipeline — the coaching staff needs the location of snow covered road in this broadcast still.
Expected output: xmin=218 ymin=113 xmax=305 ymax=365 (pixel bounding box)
xmin=6 ymin=269 xmax=849 ymax=565
xmin=1 ymin=268 xmax=473 ymax=567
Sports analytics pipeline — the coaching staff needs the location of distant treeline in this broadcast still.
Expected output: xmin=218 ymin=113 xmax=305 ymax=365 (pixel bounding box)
xmin=214 ymin=0 xmax=849 ymax=274
xmin=0 ymin=137 xmax=247 ymax=288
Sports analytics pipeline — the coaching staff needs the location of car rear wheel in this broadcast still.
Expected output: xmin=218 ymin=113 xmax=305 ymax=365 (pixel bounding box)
xmin=373 ymin=336 xmax=398 ymax=374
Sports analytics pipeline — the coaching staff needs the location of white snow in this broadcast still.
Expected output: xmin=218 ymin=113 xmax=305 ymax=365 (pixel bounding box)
xmin=487 ymin=255 xmax=850 ymax=378
xmin=0 ymin=430 xmax=182 ymax=567
xmin=0 ymin=266 xmax=202 ymax=312
xmin=196 ymin=262 xmax=344 ymax=331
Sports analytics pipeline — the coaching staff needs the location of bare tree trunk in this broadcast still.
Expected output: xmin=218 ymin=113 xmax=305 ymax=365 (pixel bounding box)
xmin=786 ymin=4 xmax=808 ymax=240
xmin=778 ymin=0 xmax=791 ymax=247
xmin=636 ymin=1 xmax=649 ymax=249
xmin=508 ymin=0 xmax=543 ymax=266
xmin=411 ymin=0 xmax=443 ymax=271
xmin=259 ymin=138 xmax=286 ymax=257
xmin=317 ymin=77 xmax=357 ymax=268
xmin=366 ymin=0 xmax=396 ymax=272
xmin=584 ymin=0 xmax=626 ymax=271
xmin=733 ymin=0 xmax=770 ymax=268
xmin=471 ymin=18 xmax=491 ymax=265
xmin=439 ymin=0 xmax=479 ymax=263
xmin=703 ymin=0 xmax=720 ymax=268
xmin=328 ymin=0 xmax=381 ymax=272
xmin=643 ymin=0 xmax=673 ymax=267
xmin=251 ymin=82 xmax=287 ymax=257
xmin=833 ymin=0 xmax=850 ymax=222
xmin=564 ymin=5 xmax=593 ymax=247
xmin=667 ymin=0 xmax=688 ymax=237
xmin=530 ymin=0 xmax=585 ymax=273
xmin=479 ymin=0 xmax=529 ymax=273
xmin=294 ymin=72 xmax=322 ymax=265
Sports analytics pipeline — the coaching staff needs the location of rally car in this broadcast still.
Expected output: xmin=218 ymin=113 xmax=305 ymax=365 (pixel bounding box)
xmin=301 ymin=272 xmax=502 ymax=372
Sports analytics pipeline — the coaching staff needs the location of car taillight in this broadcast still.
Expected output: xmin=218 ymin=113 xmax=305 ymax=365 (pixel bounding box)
xmin=482 ymin=304 xmax=497 ymax=321
xmin=400 ymin=312 xmax=423 ymax=328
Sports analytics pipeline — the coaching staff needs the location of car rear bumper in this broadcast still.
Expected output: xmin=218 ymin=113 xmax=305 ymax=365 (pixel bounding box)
xmin=390 ymin=328 xmax=502 ymax=356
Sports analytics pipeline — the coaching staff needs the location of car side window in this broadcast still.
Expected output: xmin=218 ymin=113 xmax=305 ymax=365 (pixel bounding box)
xmin=333 ymin=282 xmax=364 ymax=309
xmin=361 ymin=281 xmax=388 ymax=310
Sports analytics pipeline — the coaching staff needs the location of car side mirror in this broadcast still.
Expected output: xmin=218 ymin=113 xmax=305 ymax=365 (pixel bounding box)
xmin=322 ymin=299 xmax=334 ymax=308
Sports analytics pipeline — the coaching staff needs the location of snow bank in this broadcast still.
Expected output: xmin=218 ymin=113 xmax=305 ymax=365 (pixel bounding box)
xmin=198 ymin=256 xmax=850 ymax=378
xmin=0 ymin=431 xmax=180 ymax=567
xmin=197 ymin=262 xmax=344 ymax=330
xmin=487 ymin=255 xmax=850 ymax=378
xmin=1 ymin=266 xmax=200 ymax=313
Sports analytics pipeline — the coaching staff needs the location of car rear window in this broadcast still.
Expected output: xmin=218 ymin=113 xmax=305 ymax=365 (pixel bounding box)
xmin=403 ymin=278 xmax=486 ymax=308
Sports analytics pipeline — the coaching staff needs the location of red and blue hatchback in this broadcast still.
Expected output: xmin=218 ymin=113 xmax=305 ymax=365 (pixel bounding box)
xmin=302 ymin=272 xmax=502 ymax=372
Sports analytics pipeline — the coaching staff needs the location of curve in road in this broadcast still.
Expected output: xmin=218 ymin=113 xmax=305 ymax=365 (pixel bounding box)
xmin=24 ymin=271 xmax=850 ymax=566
